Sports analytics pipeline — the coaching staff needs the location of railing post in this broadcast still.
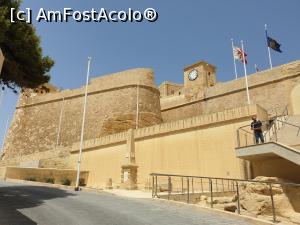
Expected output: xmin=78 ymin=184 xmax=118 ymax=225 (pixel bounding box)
xmin=227 ymin=179 xmax=230 ymax=191
xmin=209 ymin=178 xmax=213 ymax=208
xmin=168 ymin=176 xmax=171 ymax=200
xmin=222 ymin=179 xmax=224 ymax=192
xmin=187 ymin=177 xmax=190 ymax=204
xmin=152 ymin=175 xmax=154 ymax=198
xmin=274 ymin=121 xmax=278 ymax=142
xmin=237 ymin=129 xmax=240 ymax=147
xmin=236 ymin=181 xmax=241 ymax=215
xmin=192 ymin=177 xmax=194 ymax=194
xmin=155 ymin=175 xmax=158 ymax=197
xmin=181 ymin=177 xmax=184 ymax=194
xmin=269 ymin=184 xmax=277 ymax=223
xmin=201 ymin=178 xmax=203 ymax=193
xmin=245 ymin=133 xmax=248 ymax=146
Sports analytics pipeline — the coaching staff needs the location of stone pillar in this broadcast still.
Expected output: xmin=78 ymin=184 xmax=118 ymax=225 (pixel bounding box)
xmin=120 ymin=164 xmax=138 ymax=190
xmin=120 ymin=129 xmax=138 ymax=190
xmin=0 ymin=49 xmax=4 ymax=73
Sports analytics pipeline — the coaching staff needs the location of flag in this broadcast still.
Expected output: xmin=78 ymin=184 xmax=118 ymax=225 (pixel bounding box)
xmin=267 ymin=36 xmax=282 ymax=53
xmin=233 ymin=46 xmax=247 ymax=64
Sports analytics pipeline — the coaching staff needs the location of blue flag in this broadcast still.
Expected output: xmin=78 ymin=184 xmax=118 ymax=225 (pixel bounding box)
xmin=266 ymin=31 xmax=282 ymax=53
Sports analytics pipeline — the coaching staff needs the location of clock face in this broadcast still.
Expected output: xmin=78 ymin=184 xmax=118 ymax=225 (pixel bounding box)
xmin=188 ymin=69 xmax=198 ymax=81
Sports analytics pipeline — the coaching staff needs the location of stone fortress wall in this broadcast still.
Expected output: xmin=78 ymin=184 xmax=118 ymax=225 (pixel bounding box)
xmin=160 ymin=60 xmax=300 ymax=121
xmin=69 ymin=104 xmax=269 ymax=187
xmin=1 ymin=68 xmax=162 ymax=165
xmin=1 ymin=59 xmax=300 ymax=185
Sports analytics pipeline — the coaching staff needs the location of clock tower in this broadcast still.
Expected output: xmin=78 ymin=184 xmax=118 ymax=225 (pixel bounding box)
xmin=183 ymin=61 xmax=216 ymax=98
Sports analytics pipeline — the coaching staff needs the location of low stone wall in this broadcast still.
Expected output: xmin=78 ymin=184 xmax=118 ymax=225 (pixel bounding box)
xmin=1 ymin=167 xmax=89 ymax=186
xmin=71 ymin=104 xmax=267 ymax=152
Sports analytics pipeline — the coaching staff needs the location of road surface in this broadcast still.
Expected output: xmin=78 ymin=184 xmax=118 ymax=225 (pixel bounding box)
xmin=0 ymin=181 xmax=254 ymax=225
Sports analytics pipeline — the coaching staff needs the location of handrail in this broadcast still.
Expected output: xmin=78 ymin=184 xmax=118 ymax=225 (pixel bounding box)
xmin=277 ymin=119 xmax=300 ymax=130
xmin=235 ymin=105 xmax=299 ymax=147
xmin=151 ymin=172 xmax=300 ymax=223
xmin=150 ymin=173 xmax=300 ymax=187
xmin=237 ymin=120 xmax=270 ymax=132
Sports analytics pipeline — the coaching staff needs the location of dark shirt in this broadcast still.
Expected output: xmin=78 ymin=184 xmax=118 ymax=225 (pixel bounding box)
xmin=251 ymin=120 xmax=263 ymax=133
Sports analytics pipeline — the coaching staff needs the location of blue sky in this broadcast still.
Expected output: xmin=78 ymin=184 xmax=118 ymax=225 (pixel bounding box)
xmin=0 ymin=0 xmax=299 ymax=147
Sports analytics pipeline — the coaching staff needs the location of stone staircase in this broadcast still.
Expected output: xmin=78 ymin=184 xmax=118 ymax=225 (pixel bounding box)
xmin=276 ymin=115 xmax=300 ymax=150
xmin=236 ymin=114 xmax=300 ymax=166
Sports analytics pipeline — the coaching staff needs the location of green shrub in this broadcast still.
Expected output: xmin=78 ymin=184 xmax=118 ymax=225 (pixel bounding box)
xmin=25 ymin=176 xmax=36 ymax=181
xmin=44 ymin=177 xmax=55 ymax=184
xmin=61 ymin=178 xmax=71 ymax=186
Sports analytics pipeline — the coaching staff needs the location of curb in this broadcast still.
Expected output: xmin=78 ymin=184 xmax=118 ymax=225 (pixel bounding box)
xmin=4 ymin=178 xmax=78 ymax=191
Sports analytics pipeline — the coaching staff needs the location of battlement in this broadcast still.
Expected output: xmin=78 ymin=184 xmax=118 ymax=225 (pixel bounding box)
xmin=18 ymin=68 xmax=158 ymax=108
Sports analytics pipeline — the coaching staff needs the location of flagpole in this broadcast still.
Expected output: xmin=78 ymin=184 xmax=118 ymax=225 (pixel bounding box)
xmin=75 ymin=57 xmax=91 ymax=191
xmin=254 ymin=64 xmax=258 ymax=72
xmin=241 ymin=40 xmax=251 ymax=105
xmin=136 ymin=81 xmax=139 ymax=129
xmin=231 ymin=38 xmax=238 ymax=80
xmin=55 ymin=97 xmax=65 ymax=150
xmin=265 ymin=24 xmax=273 ymax=69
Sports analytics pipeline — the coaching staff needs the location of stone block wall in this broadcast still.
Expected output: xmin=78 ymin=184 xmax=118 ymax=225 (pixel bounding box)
xmin=161 ymin=60 xmax=300 ymax=122
xmin=1 ymin=68 xmax=162 ymax=164
xmin=2 ymin=167 xmax=89 ymax=186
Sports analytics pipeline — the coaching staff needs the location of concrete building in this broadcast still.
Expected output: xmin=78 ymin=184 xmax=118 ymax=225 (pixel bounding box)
xmin=0 ymin=59 xmax=300 ymax=188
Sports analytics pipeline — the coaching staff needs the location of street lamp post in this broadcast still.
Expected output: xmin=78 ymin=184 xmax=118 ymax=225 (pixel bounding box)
xmin=75 ymin=57 xmax=91 ymax=191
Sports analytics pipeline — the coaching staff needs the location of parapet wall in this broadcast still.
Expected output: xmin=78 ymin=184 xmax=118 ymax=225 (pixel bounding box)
xmin=71 ymin=104 xmax=267 ymax=152
xmin=161 ymin=60 xmax=300 ymax=121
xmin=69 ymin=104 xmax=268 ymax=187
xmin=2 ymin=68 xmax=162 ymax=164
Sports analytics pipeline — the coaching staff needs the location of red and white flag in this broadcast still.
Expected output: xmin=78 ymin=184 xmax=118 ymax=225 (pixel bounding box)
xmin=233 ymin=46 xmax=247 ymax=64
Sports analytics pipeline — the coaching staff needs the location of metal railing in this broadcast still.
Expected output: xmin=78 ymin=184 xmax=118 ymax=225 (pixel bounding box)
xmin=236 ymin=106 xmax=300 ymax=147
xmin=151 ymin=173 xmax=300 ymax=223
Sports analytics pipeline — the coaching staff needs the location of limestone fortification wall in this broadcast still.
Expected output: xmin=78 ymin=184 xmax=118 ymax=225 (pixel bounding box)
xmin=2 ymin=68 xmax=162 ymax=164
xmin=69 ymin=104 xmax=268 ymax=187
xmin=161 ymin=60 xmax=300 ymax=121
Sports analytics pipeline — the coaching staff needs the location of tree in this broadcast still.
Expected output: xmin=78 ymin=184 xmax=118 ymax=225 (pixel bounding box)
xmin=0 ymin=0 xmax=54 ymax=92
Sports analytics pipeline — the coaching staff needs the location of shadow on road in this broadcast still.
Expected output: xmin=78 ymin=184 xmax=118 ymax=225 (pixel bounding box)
xmin=0 ymin=183 xmax=75 ymax=225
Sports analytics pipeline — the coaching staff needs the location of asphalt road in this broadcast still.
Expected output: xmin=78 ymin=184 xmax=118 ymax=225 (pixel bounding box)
xmin=0 ymin=181 xmax=254 ymax=225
